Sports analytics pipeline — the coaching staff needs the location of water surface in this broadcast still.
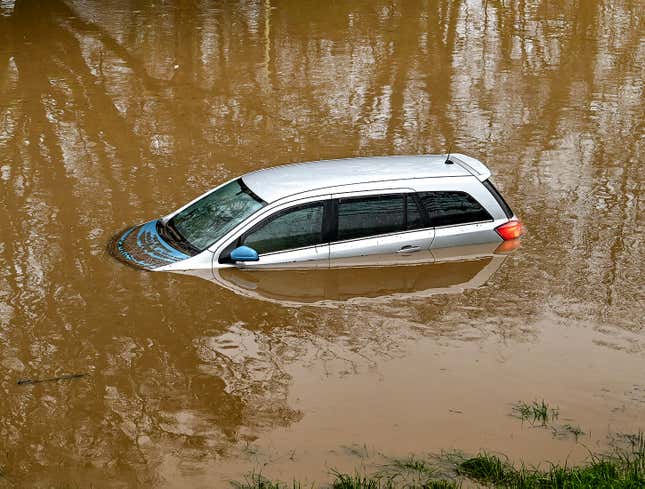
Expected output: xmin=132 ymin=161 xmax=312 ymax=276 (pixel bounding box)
xmin=0 ymin=0 xmax=643 ymax=487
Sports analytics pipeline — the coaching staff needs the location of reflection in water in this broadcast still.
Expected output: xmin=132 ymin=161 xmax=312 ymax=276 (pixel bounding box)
xmin=217 ymin=260 xmax=499 ymax=304
xmin=0 ymin=0 xmax=643 ymax=487
xmin=183 ymin=243 xmax=515 ymax=306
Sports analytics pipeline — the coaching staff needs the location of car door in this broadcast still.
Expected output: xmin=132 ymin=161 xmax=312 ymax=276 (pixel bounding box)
xmin=225 ymin=200 xmax=330 ymax=269
xmin=329 ymin=191 xmax=435 ymax=268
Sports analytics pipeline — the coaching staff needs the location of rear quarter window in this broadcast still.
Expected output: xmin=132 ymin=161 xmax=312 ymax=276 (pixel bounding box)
xmin=417 ymin=191 xmax=492 ymax=227
xmin=482 ymin=179 xmax=514 ymax=218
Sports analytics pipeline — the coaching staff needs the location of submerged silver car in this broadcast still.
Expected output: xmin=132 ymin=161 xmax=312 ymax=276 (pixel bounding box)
xmin=110 ymin=154 xmax=523 ymax=271
xmin=179 ymin=241 xmax=519 ymax=305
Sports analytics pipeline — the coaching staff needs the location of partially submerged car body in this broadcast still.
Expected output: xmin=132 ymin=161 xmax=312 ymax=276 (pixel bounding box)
xmin=110 ymin=154 xmax=523 ymax=272
xmin=176 ymin=241 xmax=519 ymax=306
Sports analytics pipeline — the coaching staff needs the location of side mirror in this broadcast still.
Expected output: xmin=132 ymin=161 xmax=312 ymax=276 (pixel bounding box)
xmin=230 ymin=245 xmax=259 ymax=262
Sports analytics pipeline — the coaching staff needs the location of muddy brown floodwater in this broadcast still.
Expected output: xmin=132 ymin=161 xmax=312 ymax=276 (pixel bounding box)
xmin=0 ymin=0 xmax=643 ymax=488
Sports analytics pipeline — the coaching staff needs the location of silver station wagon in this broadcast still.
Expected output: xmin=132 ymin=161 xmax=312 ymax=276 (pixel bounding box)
xmin=110 ymin=154 xmax=523 ymax=271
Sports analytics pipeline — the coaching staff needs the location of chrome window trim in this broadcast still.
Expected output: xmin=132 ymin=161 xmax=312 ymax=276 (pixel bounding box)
xmin=256 ymin=243 xmax=324 ymax=257
xmin=329 ymin=227 xmax=433 ymax=245
xmin=328 ymin=219 xmax=494 ymax=244
xmin=432 ymin=219 xmax=494 ymax=230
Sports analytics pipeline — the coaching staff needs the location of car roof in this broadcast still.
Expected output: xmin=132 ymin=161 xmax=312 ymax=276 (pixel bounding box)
xmin=242 ymin=154 xmax=491 ymax=203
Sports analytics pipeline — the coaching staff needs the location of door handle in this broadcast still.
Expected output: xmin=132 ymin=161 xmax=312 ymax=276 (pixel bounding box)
xmin=396 ymin=245 xmax=421 ymax=254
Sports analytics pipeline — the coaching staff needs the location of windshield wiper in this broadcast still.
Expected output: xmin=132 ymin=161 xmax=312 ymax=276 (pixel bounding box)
xmin=156 ymin=220 xmax=200 ymax=255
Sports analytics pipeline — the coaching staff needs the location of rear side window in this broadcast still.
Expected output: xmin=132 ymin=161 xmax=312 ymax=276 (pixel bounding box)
xmin=335 ymin=194 xmax=424 ymax=241
xmin=337 ymin=195 xmax=405 ymax=241
xmin=417 ymin=191 xmax=492 ymax=227
xmin=242 ymin=203 xmax=324 ymax=254
xmin=482 ymin=179 xmax=514 ymax=218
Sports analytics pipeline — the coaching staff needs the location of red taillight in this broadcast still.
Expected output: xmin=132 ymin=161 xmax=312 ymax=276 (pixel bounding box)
xmin=495 ymin=219 xmax=524 ymax=240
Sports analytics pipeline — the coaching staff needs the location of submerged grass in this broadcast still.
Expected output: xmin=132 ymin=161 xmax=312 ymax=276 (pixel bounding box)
xmin=231 ymin=433 xmax=645 ymax=488
xmin=512 ymin=399 xmax=587 ymax=442
xmin=230 ymin=473 xmax=303 ymax=489
xmin=373 ymin=455 xmax=454 ymax=488
xmin=387 ymin=456 xmax=435 ymax=474
xmin=552 ymin=423 xmax=585 ymax=441
xmin=377 ymin=455 xmax=437 ymax=477
xmin=511 ymin=400 xmax=559 ymax=425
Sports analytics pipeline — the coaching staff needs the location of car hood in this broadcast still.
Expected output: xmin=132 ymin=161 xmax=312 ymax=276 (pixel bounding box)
xmin=109 ymin=220 xmax=191 ymax=270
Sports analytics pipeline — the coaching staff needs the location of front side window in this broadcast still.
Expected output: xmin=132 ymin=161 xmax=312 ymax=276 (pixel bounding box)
xmin=242 ymin=203 xmax=325 ymax=254
xmin=337 ymin=195 xmax=406 ymax=241
xmin=417 ymin=191 xmax=492 ymax=227
xmin=168 ymin=179 xmax=265 ymax=251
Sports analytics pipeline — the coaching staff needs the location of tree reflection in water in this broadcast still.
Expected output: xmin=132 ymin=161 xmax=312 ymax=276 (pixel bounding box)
xmin=0 ymin=0 xmax=642 ymax=487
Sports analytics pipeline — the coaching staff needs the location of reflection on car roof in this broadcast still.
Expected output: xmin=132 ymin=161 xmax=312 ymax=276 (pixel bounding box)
xmin=241 ymin=154 xmax=473 ymax=203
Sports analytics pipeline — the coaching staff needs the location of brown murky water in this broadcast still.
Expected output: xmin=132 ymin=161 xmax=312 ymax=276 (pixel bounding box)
xmin=0 ymin=0 xmax=643 ymax=487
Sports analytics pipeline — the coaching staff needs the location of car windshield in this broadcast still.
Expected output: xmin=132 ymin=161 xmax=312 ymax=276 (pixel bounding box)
xmin=168 ymin=179 xmax=265 ymax=251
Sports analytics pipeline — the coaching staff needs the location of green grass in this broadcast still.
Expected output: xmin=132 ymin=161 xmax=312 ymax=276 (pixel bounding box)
xmin=331 ymin=473 xmax=387 ymax=489
xmin=457 ymin=455 xmax=640 ymax=488
xmin=511 ymin=400 xmax=559 ymax=425
xmin=456 ymin=435 xmax=645 ymax=488
xmin=330 ymin=471 xmax=459 ymax=489
xmin=231 ymin=432 xmax=645 ymax=489
xmin=457 ymin=452 xmax=511 ymax=484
